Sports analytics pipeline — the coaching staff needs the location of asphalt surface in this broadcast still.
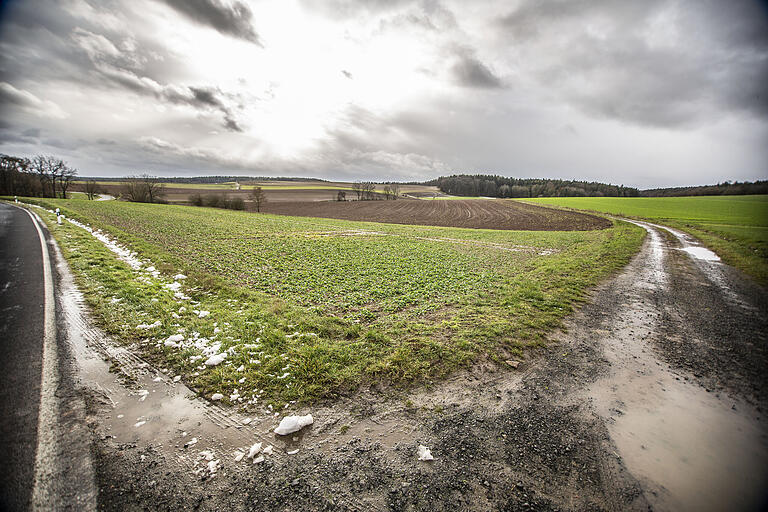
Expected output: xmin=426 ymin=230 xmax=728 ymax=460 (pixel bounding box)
xmin=0 ymin=203 xmax=45 ymax=511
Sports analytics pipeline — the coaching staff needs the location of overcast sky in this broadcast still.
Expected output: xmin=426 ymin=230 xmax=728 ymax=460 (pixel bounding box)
xmin=0 ymin=0 xmax=766 ymax=187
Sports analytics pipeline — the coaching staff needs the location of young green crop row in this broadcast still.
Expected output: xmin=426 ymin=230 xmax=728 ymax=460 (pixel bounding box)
xmin=28 ymin=199 xmax=645 ymax=406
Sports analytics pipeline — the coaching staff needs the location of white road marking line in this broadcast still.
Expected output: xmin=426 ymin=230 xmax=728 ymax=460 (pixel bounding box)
xmin=20 ymin=207 xmax=61 ymax=510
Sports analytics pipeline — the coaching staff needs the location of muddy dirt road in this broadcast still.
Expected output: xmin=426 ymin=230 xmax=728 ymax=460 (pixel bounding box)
xmin=6 ymin=212 xmax=767 ymax=511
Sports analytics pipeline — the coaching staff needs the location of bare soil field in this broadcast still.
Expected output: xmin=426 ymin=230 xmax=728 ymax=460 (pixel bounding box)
xmin=263 ymin=198 xmax=611 ymax=231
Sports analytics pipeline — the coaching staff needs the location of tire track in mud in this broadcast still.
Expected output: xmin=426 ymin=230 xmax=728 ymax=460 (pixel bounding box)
xmin=581 ymin=220 xmax=768 ymax=511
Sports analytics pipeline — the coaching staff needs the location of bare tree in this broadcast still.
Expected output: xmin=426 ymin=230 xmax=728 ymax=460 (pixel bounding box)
xmin=142 ymin=174 xmax=165 ymax=203
xmin=389 ymin=183 xmax=400 ymax=200
xmin=251 ymin=186 xmax=266 ymax=212
xmin=122 ymin=177 xmax=147 ymax=202
xmin=336 ymin=190 xmax=346 ymax=201
xmin=84 ymin=180 xmax=100 ymax=200
xmin=351 ymin=182 xmax=363 ymax=200
xmin=30 ymin=155 xmax=59 ymax=197
xmin=362 ymin=182 xmax=376 ymax=200
xmin=57 ymin=163 xmax=77 ymax=198
xmin=382 ymin=184 xmax=391 ymax=199
xmin=122 ymin=174 xmax=165 ymax=203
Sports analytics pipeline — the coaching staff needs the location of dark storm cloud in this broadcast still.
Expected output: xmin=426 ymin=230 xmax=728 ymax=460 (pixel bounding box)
xmin=157 ymin=0 xmax=261 ymax=45
xmin=450 ymin=53 xmax=502 ymax=89
xmin=497 ymin=0 xmax=768 ymax=127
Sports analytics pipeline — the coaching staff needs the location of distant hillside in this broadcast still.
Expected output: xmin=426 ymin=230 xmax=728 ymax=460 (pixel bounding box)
xmin=641 ymin=180 xmax=768 ymax=197
xmin=427 ymin=174 xmax=639 ymax=198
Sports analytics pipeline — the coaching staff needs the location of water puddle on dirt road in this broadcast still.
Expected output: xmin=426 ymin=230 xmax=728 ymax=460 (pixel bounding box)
xmin=589 ymin=221 xmax=768 ymax=511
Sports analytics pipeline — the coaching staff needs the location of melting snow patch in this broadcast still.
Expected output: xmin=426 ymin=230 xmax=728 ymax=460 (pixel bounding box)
xmin=253 ymin=455 xmax=264 ymax=464
xmin=165 ymin=334 xmax=184 ymax=348
xmin=199 ymin=450 xmax=215 ymax=461
xmin=234 ymin=451 xmax=245 ymax=462
xmin=287 ymin=449 xmax=299 ymax=455
xmin=134 ymin=420 xmax=146 ymax=428
xmin=210 ymin=393 xmax=224 ymax=401
xmin=417 ymin=445 xmax=434 ymax=461
xmin=207 ymin=460 xmax=220 ymax=474
xmin=247 ymin=442 xmax=262 ymax=460
xmin=195 ymin=310 xmax=211 ymax=318
xmin=262 ymin=445 xmax=274 ymax=456
xmin=174 ymin=274 xmax=187 ymax=280
xmin=205 ymin=353 xmax=226 ymax=366
xmin=164 ymin=282 xmax=182 ymax=292
xmin=274 ymin=414 xmax=313 ymax=435
xmin=136 ymin=320 xmax=161 ymax=330
xmin=173 ymin=375 xmax=181 ymax=383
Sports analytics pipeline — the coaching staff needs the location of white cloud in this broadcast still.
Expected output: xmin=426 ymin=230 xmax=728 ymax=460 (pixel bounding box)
xmin=0 ymin=82 xmax=69 ymax=119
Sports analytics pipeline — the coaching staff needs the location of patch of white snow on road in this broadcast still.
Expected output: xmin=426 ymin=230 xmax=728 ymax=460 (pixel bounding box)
xmin=274 ymin=414 xmax=313 ymax=435
xmin=417 ymin=445 xmax=434 ymax=461
xmin=247 ymin=442 xmax=262 ymax=459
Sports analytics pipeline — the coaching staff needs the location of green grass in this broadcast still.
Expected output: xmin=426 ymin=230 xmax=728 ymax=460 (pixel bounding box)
xmin=20 ymin=198 xmax=644 ymax=406
xmin=522 ymin=196 xmax=768 ymax=285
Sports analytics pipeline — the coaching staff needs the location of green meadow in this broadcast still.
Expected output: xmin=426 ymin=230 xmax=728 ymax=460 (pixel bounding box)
xmin=524 ymin=196 xmax=768 ymax=285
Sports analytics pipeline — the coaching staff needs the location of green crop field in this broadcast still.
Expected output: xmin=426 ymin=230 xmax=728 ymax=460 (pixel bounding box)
xmin=22 ymin=199 xmax=644 ymax=406
xmin=523 ymin=196 xmax=768 ymax=285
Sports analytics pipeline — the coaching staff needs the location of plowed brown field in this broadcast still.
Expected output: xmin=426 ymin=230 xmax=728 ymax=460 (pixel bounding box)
xmin=262 ymin=199 xmax=610 ymax=230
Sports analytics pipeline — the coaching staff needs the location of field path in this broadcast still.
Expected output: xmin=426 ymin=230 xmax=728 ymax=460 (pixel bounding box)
xmin=571 ymin=219 xmax=768 ymax=511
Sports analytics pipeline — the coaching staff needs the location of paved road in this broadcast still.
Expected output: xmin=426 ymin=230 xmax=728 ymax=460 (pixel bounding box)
xmin=0 ymin=203 xmax=46 ymax=511
xmin=0 ymin=203 xmax=96 ymax=511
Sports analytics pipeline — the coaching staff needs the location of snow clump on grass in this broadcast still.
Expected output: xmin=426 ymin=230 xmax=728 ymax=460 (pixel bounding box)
xmin=136 ymin=320 xmax=161 ymax=330
xmin=205 ymin=353 xmax=227 ymax=366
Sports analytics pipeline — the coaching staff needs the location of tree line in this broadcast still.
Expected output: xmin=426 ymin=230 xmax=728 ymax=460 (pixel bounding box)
xmin=641 ymin=180 xmax=768 ymax=197
xmin=429 ymin=174 xmax=639 ymax=198
xmin=0 ymin=153 xmax=79 ymax=198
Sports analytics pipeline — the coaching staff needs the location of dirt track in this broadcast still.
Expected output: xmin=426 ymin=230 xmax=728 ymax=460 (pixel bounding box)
xmin=50 ymin=219 xmax=768 ymax=511
xmin=263 ymin=199 xmax=610 ymax=231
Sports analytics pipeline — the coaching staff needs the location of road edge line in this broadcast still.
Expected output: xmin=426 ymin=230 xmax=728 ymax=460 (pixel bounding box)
xmin=21 ymin=206 xmax=61 ymax=510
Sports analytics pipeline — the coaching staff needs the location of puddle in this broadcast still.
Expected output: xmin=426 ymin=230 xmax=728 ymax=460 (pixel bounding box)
xmin=589 ymin=221 xmax=768 ymax=512
xmin=679 ymin=246 xmax=720 ymax=261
